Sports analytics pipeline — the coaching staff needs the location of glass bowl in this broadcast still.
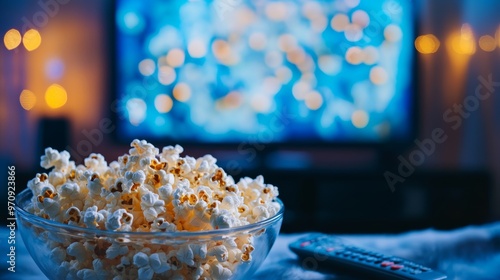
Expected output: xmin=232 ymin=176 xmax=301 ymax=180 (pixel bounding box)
xmin=15 ymin=188 xmax=284 ymax=280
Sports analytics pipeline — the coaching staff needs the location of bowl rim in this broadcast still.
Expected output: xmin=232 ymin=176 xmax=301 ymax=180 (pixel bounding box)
xmin=15 ymin=188 xmax=284 ymax=237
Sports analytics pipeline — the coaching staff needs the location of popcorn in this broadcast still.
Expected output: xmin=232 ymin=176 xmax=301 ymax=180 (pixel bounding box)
xmin=77 ymin=259 xmax=109 ymax=280
xmin=208 ymin=245 xmax=229 ymax=262
xmin=27 ymin=139 xmax=280 ymax=280
xmin=106 ymin=241 xmax=129 ymax=259
xmin=67 ymin=242 xmax=90 ymax=264
xmin=176 ymin=245 xmax=195 ymax=266
xmin=133 ymin=252 xmax=170 ymax=280
xmin=140 ymin=191 xmax=165 ymax=222
xmin=50 ymin=246 xmax=67 ymax=264
xmin=106 ymin=209 xmax=133 ymax=231
xmin=84 ymin=153 xmax=108 ymax=174
xmin=41 ymin=148 xmax=71 ymax=171
xmin=209 ymin=263 xmax=232 ymax=280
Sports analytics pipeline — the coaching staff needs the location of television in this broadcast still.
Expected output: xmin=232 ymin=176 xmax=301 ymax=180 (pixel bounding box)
xmin=114 ymin=0 xmax=415 ymax=145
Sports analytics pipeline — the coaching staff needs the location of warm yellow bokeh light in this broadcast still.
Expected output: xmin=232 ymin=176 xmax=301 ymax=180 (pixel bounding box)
xmin=173 ymin=83 xmax=191 ymax=102
xmin=330 ymin=14 xmax=349 ymax=32
xmin=305 ymin=91 xmax=323 ymax=110
xmin=23 ymin=29 xmax=42 ymax=51
xmin=345 ymin=46 xmax=364 ymax=65
xmin=369 ymin=66 xmax=388 ymax=85
xmin=4 ymin=29 xmax=22 ymax=50
xmin=154 ymin=94 xmax=173 ymax=113
xmin=45 ymin=84 xmax=67 ymax=109
xmin=352 ymin=110 xmax=369 ymax=128
xmin=414 ymin=34 xmax=440 ymax=54
xmin=449 ymin=24 xmax=476 ymax=55
xmin=212 ymin=39 xmax=239 ymax=65
xmin=478 ymin=35 xmax=496 ymax=52
xmin=19 ymin=90 xmax=37 ymax=110
xmin=166 ymin=48 xmax=185 ymax=68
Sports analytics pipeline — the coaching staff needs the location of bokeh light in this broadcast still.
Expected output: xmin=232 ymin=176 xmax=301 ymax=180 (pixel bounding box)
xmin=363 ymin=46 xmax=379 ymax=64
xmin=45 ymin=84 xmax=67 ymax=109
xmin=4 ymin=29 xmax=21 ymax=50
xmin=449 ymin=24 xmax=476 ymax=55
xmin=311 ymin=16 xmax=328 ymax=33
xmin=344 ymin=24 xmax=363 ymax=42
xmin=414 ymin=34 xmax=440 ymax=54
xmin=166 ymin=48 xmax=185 ymax=67
xmin=158 ymin=66 xmax=176 ymax=85
xmin=275 ymin=67 xmax=293 ymax=84
xmin=251 ymin=94 xmax=273 ymax=113
xmin=23 ymin=29 xmax=42 ymax=51
xmin=173 ymin=83 xmax=191 ymax=102
xmin=212 ymin=39 xmax=239 ymax=65
xmin=187 ymin=38 xmax=207 ymax=58
xmin=478 ymin=35 xmax=496 ymax=52
xmin=265 ymin=2 xmax=288 ymax=21
xmin=352 ymin=10 xmax=370 ymax=28
xmin=345 ymin=0 xmax=361 ymax=8
xmin=384 ymin=24 xmax=402 ymax=42
xmin=278 ymin=34 xmax=297 ymax=52
xmin=305 ymin=91 xmax=323 ymax=110
xmin=138 ymin=59 xmax=156 ymax=76
xmin=369 ymin=66 xmax=388 ymax=85
xmin=330 ymin=14 xmax=350 ymax=32
xmin=127 ymin=98 xmax=147 ymax=125
xmin=346 ymin=46 xmax=364 ymax=65
xmin=19 ymin=90 xmax=36 ymax=111
xmin=292 ymin=80 xmax=310 ymax=100
xmin=154 ymin=94 xmax=173 ymax=113
xmin=352 ymin=110 xmax=369 ymax=128
xmin=318 ymin=55 xmax=342 ymax=75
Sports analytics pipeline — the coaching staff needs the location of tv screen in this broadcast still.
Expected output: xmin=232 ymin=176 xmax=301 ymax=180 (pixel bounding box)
xmin=114 ymin=0 xmax=414 ymax=144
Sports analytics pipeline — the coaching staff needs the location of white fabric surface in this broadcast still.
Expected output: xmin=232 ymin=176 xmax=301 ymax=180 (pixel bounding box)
xmin=2 ymin=222 xmax=500 ymax=279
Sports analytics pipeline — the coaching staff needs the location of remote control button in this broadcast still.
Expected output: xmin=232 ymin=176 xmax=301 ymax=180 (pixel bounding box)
xmin=326 ymin=247 xmax=335 ymax=252
xmin=300 ymin=241 xmax=311 ymax=247
xmin=389 ymin=257 xmax=403 ymax=263
xmin=411 ymin=269 xmax=422 ymax=274
xmin=380 ymin=261 xmax=394 ymax=267
xmin=390 ymin=264 xmax=404 ymax=270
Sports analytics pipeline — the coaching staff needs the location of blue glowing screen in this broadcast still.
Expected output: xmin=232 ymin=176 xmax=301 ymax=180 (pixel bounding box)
xmin=115 ymin=0 xmax=414 ymax=143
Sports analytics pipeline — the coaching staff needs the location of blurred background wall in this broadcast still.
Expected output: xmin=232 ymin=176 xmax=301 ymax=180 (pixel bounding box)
xmin=1 ymin=0 xmax=500 ymax=231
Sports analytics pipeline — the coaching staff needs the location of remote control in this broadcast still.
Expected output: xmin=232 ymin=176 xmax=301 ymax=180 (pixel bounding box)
xmin=289 ymin=234 xmax=447 ymax=280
